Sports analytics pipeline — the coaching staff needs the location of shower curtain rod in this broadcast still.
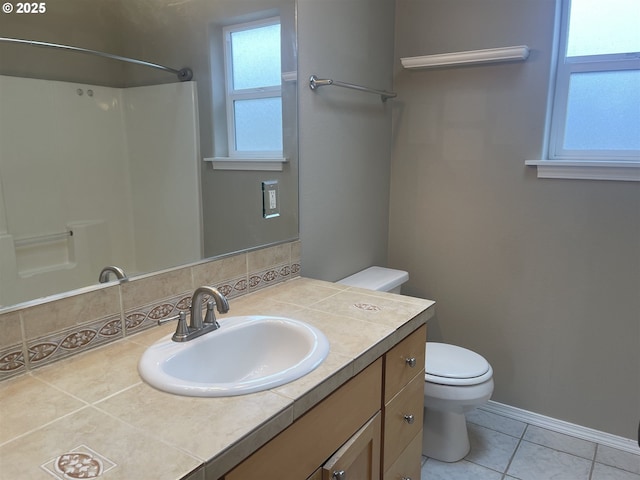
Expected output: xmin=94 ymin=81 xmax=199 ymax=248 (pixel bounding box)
xmin=0 ymin=37 xmax=193 ymax=81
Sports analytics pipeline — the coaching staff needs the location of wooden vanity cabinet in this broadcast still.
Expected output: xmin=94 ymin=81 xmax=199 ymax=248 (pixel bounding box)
xmin=382 ymin=325 xmax=426 ymax=480
xmin=221 ymin=324 xmax=427 ymax=480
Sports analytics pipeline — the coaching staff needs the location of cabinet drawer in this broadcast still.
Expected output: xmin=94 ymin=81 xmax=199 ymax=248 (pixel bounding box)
xmin=383 ymin=371 xmax=424 ymax=468
xmin=384 ymin=325 xmax=426 ymax=403
xmin=383 ymin=430 xmax=422 ymax=480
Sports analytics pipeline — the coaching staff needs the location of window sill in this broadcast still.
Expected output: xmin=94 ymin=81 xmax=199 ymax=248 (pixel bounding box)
xmin=525 ymin=160 xmax=640 ymax=182
xmin=204 ymin=157 xmax=288 ymax=172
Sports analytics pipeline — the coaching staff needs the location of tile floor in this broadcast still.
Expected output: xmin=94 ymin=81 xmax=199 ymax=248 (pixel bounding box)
xmin=421 ymin=408 xmax=640 ymax=480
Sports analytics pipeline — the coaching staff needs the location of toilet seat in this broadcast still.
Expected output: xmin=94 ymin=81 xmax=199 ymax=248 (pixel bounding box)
xmin=425 ymin=342 xmax=493 ymax=386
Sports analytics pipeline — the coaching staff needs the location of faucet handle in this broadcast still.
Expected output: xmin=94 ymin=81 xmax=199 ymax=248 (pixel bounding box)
xmin=204 ymin=301 xmax=221 ymax=329
xmin=157 ymin=312 xmax=181 ymax=325
xmin=172 ymin=311 xmax=190 ymax=341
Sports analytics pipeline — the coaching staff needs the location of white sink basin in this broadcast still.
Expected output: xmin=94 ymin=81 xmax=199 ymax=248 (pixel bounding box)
xmin=138 ymin=315 xmax=330 ymax=397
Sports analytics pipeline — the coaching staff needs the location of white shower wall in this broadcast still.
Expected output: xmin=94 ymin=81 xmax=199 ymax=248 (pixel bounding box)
xmin=0 ymin=76 xmax=201 ymax=306
xmin=123 ymin=83 xmax=202 ymax=274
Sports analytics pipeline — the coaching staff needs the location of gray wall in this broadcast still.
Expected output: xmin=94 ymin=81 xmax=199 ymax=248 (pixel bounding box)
xmin=389 ymin=0 xmax=639 ymax=439
xmin=0 ymin=0 xmax=125 ymax=85
xmin=298 ymin=0 xmax=395 ymax=281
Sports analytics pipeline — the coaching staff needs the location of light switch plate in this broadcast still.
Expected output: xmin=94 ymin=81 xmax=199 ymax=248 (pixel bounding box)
xmin=262 ymin=180 xmax=280 ymax=218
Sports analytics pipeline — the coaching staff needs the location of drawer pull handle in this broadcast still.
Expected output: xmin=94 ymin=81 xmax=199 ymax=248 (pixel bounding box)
xmin=405 ymin=357 xmax=417 ymax=368
xmin=401 ymin=477 xmax=412 ymax=480
xmin=333 ymin=470 xmax=346 ymax=480
xmin=403 ymin=414 xmax=415 ymax=424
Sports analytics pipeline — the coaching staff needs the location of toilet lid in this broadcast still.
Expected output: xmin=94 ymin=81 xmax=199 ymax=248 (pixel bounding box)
xmin=425 ymin=342 xmax=492 ymax=386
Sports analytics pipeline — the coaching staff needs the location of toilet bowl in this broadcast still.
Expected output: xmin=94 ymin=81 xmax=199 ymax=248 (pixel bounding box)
xmin=423 ymin=342 xmax=494 ymax=462
xmin=338 ymin=266 xmax=495 ymax=463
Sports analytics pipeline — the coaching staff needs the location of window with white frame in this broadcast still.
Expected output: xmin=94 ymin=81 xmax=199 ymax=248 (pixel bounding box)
xmin=223 ymin=17 xmax=283 ymax=158
xmin=548 ymin=0 xmax=640 ymax=162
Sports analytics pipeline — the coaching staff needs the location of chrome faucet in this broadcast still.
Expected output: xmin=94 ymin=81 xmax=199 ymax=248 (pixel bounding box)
xmin=189 ymin=286 xmax=230 ymax=330
xmin=167 ymin=286 xmax=230 ymax=342
xmin=98 ymin=265 xmax=126 ymax=283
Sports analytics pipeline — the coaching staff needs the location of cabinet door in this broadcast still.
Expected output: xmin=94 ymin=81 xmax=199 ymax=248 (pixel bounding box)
xmin=322 ymin=412 xmax=381 ymax=480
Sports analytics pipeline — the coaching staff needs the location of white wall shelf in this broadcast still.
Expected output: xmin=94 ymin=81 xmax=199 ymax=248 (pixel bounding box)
xmin=401 ymin=45 xmax=530 ymax=69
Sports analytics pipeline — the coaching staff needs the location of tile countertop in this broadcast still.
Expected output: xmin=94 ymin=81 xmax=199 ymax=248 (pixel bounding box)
xmin=0 ymin=277 xmax=435 ymax=480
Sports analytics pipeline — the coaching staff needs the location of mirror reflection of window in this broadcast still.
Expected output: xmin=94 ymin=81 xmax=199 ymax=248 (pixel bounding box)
xmin=223 ymin=18 xmax=283 ymax=157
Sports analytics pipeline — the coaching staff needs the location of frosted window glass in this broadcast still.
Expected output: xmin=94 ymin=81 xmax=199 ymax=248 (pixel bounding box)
xmin=231 ymin=24 xmax=281 ymax=90
xmin=567 ymin=0 xmax=640 ymax=56
xmin=564 ymin=70 xmax=640 ymax=150
xmin=234 ymin=98 xmax=283 ymax=151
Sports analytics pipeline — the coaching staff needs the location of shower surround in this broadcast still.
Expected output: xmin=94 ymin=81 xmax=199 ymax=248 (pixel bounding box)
xmin=0 ymin=76 xmax=201 ymax=306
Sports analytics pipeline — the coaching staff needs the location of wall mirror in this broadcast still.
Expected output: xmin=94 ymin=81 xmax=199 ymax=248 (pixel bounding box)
xmin=0 ymin=0 xmax=299 ymax=309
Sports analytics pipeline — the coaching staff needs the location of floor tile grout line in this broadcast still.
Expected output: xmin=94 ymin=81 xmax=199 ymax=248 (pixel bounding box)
xmin=463 ymin=457 xmax=510 ymax=476
xmin=466 ymin=419 xmax=528 ymax=441
xmin=517 ymin=437 xmax=607 ymax=474
xmin=470 ymin=408 xmax=531 ymax=439
xmin=521 ymin=437 xmax=599 ymax=462
xmin=509 ymin=418 xmax=612 ymax=466
xmin=587 ymin=444 xmax=598 ymax=480
xmin=592 ymin=443 xmax=640 ymax=476
xmin=501 ymin=423 xmax=528 ymax=478
xmin=523 ymin=422 xmax=602 ymax=459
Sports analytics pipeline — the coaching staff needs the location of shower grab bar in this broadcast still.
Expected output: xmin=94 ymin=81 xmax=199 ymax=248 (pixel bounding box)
xmin=14 ymin=230 xmax=73 ymax=248
xmin=309 ymin=75 xmax=396 ymax=102
xmin=0 ymin=37 xmax=193 ymax=82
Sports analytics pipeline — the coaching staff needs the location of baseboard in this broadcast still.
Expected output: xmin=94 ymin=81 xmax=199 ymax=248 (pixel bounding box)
xmin=481 ymin=401 xmax=640 ymax=456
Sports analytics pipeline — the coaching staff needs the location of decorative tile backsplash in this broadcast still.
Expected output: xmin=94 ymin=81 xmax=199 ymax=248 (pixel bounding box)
xmin=124 ymin=294 xmax=191 ymax=336
xmin=0 ymin=241 xmax=301 ymax=382
xmin=27 ymin=313 xmax=123 ymax=369
xmin=0 ymin=344 xmax=24 ymax=376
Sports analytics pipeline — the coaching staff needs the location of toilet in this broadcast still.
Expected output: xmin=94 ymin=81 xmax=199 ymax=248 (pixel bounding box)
xmin=338 ymin=266 xmax=494 ymax=463
xmin=422 ymin=342 xmax=494 ymax=462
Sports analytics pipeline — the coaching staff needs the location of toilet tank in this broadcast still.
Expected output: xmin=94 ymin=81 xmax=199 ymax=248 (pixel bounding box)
xmin=337 ymin=266 xmax=409 ymax=294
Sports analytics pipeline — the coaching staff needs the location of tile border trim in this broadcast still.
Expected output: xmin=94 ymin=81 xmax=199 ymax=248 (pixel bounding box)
xmin=124 ymin=293 xmax=191 ymax=336
xmin=0 ymin=342 xmax=27 ymax=380
xmin=26 ymin=313 xmax=124 ymax=370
